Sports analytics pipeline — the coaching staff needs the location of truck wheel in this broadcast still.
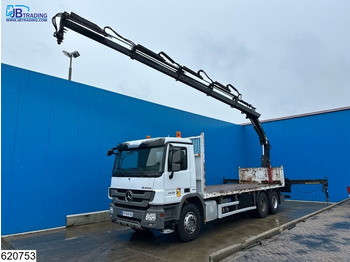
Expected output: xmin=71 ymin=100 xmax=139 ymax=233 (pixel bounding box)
xmin=255 ymin=192 xmax=269 ymax=218
xmin=176 ymin=203 xmax=201 ymax=242
xmin=269 ymin=190 xmax=279 ymax=214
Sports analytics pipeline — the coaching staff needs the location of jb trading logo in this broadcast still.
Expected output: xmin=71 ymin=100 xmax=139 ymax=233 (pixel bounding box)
xmin=6 ymin=5 xmax=47 ymax=22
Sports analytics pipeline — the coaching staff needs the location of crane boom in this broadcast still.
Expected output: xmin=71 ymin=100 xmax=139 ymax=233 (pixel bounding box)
xmin=52 ymin=11 xmax=271 ymax=167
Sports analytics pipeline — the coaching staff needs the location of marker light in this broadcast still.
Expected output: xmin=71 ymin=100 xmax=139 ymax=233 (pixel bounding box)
xmin=146 ymin=135 xmax=151 ymax=139
xmin=176 ymin=131 xmax=181 ymax=138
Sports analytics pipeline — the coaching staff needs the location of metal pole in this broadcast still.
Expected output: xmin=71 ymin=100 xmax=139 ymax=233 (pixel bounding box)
xmin=68 ymin=56 xmax=72 ymax=80
xmin=63 ymin=50 xmax=79 ymax=81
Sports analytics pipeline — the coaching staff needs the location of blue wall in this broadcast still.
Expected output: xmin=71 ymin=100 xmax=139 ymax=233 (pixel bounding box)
xmin=2 ymin=64 xmax=349 ymax=235
xmin=242 ymin=109 xmax=350 ymax=202
xmin=1 ymin=64 xmax=242 ymax=235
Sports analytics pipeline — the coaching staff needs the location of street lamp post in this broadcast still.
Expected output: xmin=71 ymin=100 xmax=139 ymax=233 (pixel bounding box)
xmin=62 ymin=50 xmax=80 ymax=81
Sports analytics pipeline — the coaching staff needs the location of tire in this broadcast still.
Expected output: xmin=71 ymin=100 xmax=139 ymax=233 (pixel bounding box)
xmin=269 ymin=190 xmax=280 ymax=214
xmin=255 ymin=192 xmax=269 ymax=218
xmin=176 ymin=203 xmax=201 ymax=242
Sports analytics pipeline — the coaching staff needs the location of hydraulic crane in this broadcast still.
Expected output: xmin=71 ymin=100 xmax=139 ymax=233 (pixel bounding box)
xmin=52 ymin=11 xmax=271 ymax=168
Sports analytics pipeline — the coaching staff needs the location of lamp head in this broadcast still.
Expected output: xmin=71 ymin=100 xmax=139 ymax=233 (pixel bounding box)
xmin=62 ymin=50 xmax=80 ymax=58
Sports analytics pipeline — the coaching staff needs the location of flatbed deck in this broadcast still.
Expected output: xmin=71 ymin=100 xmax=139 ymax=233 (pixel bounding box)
xmin=204 ymin=182 xmax=283 ymax=198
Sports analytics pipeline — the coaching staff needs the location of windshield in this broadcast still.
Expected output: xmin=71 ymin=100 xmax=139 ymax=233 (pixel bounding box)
xmin=112 ymin=146 xmax=165 ymax=177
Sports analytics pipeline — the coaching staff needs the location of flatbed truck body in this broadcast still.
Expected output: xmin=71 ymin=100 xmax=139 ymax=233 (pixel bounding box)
xmin=108 ymin=133 xmax=284 ymax=241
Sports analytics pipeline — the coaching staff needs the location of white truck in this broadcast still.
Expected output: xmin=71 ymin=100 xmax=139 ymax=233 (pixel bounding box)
xmin=52 ymin=11 xmax=285 ymax=241
xmin=107 ymin=133 xmax=284 ymax=241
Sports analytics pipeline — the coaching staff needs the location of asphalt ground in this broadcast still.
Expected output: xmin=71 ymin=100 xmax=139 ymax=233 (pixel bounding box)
xmin=221 ymin=198 xmax=350 ymax=262
xmin=1 ymin=200 xmax=335 ymax=262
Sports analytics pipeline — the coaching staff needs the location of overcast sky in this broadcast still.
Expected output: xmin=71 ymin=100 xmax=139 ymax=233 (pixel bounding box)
xmin=2 ymin=0 xmax=350 ymax=123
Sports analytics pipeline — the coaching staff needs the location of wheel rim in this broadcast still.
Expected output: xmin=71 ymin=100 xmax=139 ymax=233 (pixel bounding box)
xmin=184 ymin=211 xmax=197 ymax=234
xmin=271 ymin=195 xmax=278 ymax=209
xmin=260 ymin=198 xmax=267 ymax=213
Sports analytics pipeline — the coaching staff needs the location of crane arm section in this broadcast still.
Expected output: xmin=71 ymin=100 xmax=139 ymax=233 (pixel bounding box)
xmin=52 ymin=11 xmax=271 ymax=167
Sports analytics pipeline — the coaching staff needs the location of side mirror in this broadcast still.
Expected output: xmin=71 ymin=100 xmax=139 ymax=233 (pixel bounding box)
xmin=169 ymin=149 xmax=181 ymax=178
xmin=171 ymin=163 xmax=181 ymax=172
xmin=107 ymin=149 xmax=114 ymax=156
xmin=172 ymin=150 xmax=181 ymax=165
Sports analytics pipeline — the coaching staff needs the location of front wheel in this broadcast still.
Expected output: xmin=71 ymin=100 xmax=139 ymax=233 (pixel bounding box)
xmin=176 ymin=203 xmax=201 ymax=242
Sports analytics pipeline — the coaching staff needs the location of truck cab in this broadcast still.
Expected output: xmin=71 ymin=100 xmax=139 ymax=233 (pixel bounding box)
xmin=108 ymin=134 xmax=204 ymax=240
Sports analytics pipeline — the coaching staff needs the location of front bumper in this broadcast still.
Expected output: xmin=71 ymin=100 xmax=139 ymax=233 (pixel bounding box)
xmin=109 ymin=203 xmax=165 ymax=230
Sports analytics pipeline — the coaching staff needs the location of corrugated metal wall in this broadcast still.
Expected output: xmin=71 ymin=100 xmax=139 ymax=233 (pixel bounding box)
xmin=2 ymin=64 xmax=349 ymax=235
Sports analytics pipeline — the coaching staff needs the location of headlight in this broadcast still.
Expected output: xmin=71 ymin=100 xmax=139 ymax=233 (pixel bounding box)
xmin=145 ymin=212 xmax=157 ymax=221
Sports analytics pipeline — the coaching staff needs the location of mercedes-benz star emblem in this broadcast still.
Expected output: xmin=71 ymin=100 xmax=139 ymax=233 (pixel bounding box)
xmin=125 ymin=190 xmax=133 ymax=202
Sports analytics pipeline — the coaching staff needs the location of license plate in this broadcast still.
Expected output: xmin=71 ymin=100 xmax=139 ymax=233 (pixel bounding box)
xmin=122 ymin=211 xmax=133 ymax=217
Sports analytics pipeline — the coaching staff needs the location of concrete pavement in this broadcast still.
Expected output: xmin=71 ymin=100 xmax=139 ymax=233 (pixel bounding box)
xmin=1 ymin=200 xmax=336 ymax=262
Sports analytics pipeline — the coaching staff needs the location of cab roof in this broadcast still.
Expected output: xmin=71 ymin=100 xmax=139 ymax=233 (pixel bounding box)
xmin=117 ymin=136 xmax=192 ymax=150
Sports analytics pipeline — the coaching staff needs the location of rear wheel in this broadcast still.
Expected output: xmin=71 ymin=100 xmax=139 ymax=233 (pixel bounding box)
xmin=269 ymin=190 xmax=280 ymax=214
xmin=176 ymin=203 xmax=201 ymax=242
xmin=254 ymin=192 xmax=269 ymax=218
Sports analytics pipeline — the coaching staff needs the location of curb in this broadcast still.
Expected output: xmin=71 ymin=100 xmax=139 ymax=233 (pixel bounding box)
xmin=209 ymin=199 xmax=349 ymax=262
xmin=66 ymin=210 xmax=109 ymax=227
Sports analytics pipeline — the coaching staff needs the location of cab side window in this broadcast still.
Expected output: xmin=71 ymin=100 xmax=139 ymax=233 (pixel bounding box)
xmin=168 ymin=147 xmax=187 ymax=171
